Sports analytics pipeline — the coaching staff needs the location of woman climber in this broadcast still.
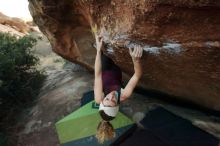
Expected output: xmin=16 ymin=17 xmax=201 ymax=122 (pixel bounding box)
xmin=94 ymin=32 xmax=143 ymax=143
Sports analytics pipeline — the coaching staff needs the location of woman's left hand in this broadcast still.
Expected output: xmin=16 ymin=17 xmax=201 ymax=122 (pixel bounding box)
xmin=129 ymin=45 xmax=143 ymax=61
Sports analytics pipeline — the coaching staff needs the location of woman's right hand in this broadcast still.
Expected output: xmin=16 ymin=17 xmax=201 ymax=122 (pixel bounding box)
xmin=95 ymin=34 xmax=104 ymax=52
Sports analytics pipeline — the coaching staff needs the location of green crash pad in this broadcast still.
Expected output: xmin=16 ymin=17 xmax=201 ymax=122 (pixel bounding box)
xmin=55 ymin=100 xmax=134 ymax=145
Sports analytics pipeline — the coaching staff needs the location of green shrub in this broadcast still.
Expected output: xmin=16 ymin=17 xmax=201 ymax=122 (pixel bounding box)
xmin=0 ymin=33 xmax=46 ymax=141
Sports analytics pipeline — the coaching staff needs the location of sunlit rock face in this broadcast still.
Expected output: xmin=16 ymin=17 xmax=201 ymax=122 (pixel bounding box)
xmin=29 ymin=0 xmax=220 ymax=111
xmin=0 ymin=12 xmax=31 ymax=35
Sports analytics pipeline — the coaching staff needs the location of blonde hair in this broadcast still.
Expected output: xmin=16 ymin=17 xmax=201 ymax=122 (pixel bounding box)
xmin=96 ymin=120 xmax=115 ymax=143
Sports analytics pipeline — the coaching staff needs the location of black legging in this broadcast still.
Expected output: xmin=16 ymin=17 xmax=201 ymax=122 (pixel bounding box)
xmin=101 ymin=52 xmax=121 ymax=72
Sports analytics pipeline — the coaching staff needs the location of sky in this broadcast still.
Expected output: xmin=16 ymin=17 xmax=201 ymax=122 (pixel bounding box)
xmin=0 ymin=0 xmax=32 ymax=21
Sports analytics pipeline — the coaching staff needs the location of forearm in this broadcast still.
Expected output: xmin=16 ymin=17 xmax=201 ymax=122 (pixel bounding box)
xmin=94 ymin=50 xmax=103 ymax=103
xmin=95 ymin=51 xmax=102 ymax=77
xmin=132 ymin=59 xmax=142 ymax=78
xmin=120 ymin=64 xmax=141 ymax=101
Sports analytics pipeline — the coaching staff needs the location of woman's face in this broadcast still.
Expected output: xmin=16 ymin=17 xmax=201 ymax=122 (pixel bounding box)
xmin=102 ymin=91 xmax=117 ymax=107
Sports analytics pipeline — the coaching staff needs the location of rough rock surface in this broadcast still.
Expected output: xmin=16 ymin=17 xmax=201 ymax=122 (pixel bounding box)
xmin=28 ymin=0 xmax=220 ymax=111
xmin=0 ymin=12 xmax=39 ymax=36
xmin=9 ymin=32 xmax=220 ymax=146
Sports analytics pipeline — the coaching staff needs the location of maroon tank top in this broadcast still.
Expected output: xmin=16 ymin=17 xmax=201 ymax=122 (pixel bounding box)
xmin=102 ymin=70 xmax=122 ymax=95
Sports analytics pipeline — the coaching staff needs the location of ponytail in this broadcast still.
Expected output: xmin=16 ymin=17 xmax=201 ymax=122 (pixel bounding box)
xmin=96 ymin=110 xmax=116 ymax=143
xmin=96 ymin=120 xmax=115 ymax=143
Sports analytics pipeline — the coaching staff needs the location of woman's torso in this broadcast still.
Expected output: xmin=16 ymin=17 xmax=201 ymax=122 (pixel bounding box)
xmin=102 ymin=69 xmax=122 ymax=95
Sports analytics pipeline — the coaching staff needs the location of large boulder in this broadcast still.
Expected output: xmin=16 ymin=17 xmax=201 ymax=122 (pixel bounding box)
xmin=28 ymin=0 xmax=220 ymax=111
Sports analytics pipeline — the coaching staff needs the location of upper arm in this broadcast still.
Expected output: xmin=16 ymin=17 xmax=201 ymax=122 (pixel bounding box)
xmin=120 ymin=74 xmax=140 ymax=101
xmin=94 ymin=75 xmax=103 ymax=104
